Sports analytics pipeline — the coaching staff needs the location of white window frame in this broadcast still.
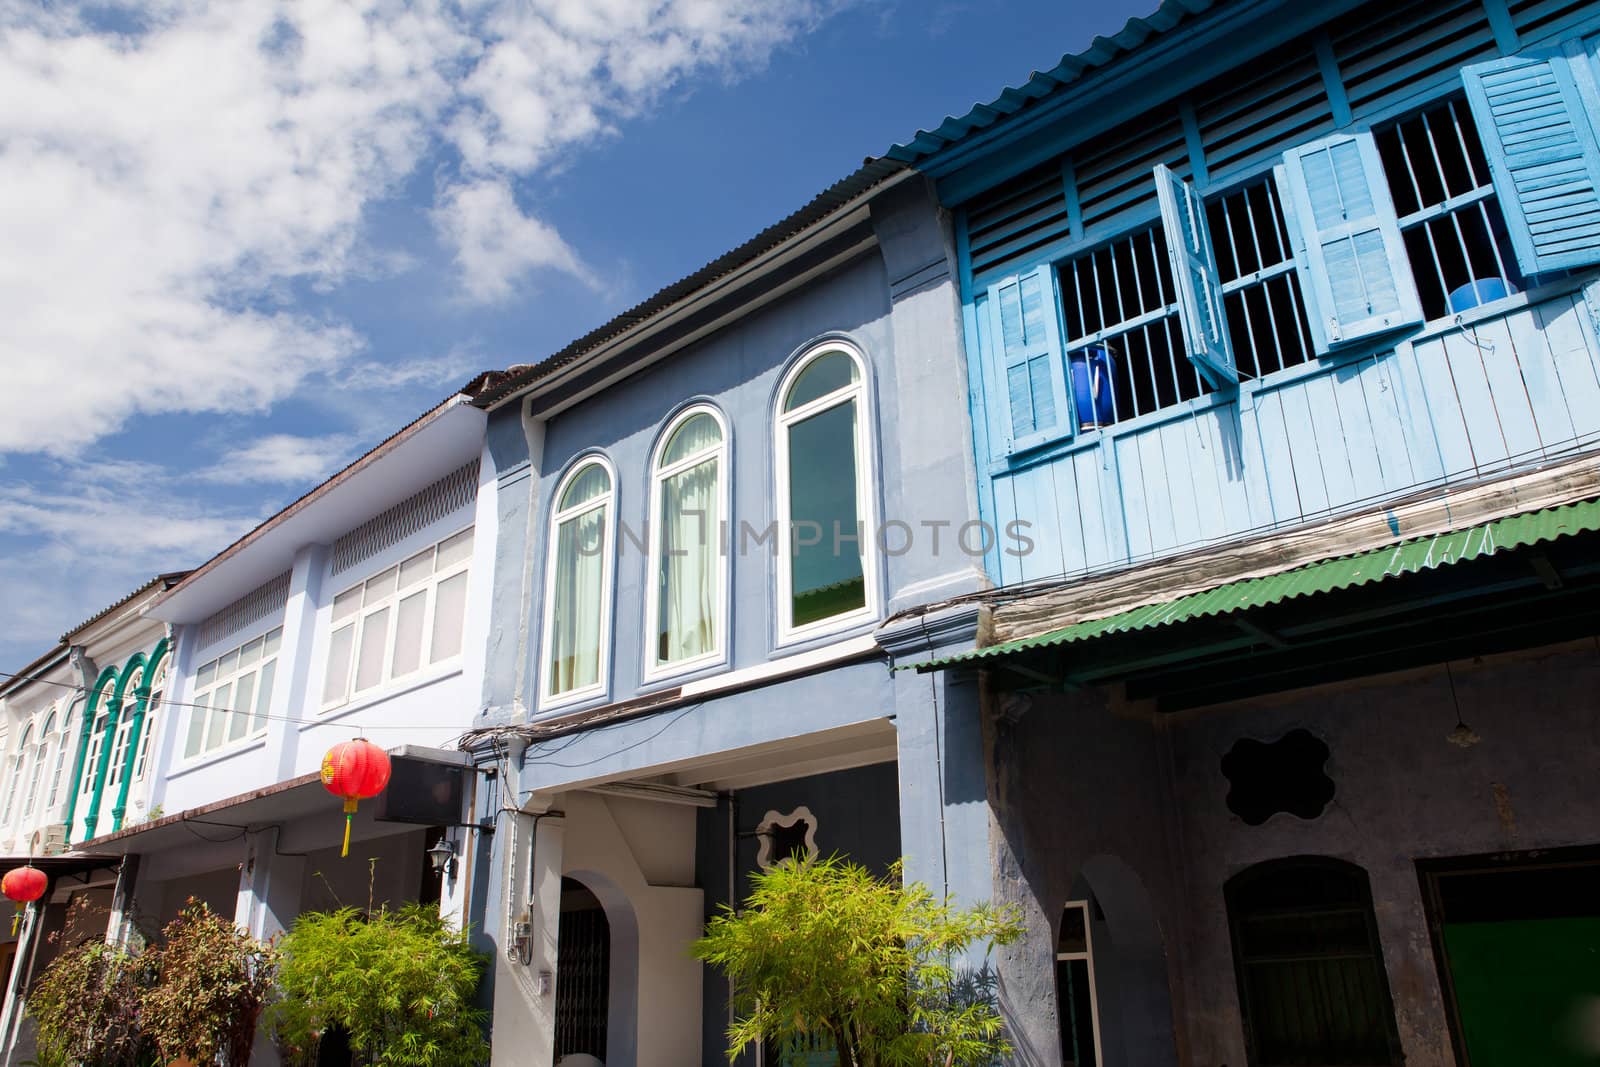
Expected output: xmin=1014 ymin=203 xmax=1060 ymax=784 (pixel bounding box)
xmin=134 ymin=660 xmax=165 ymax=783
xmin=46 ymin=703 xmax=71 ymax=810
xmin=1057 ymin=900 xmax=1104 ymax=1067
xmin=79 ymin=707 xmax=106 ymax=804
xmin=106 ymin=670 xmax=140 ymax=792
xmin=321 ymin=524 xmax=475 ymax=711
xmin=774 ymin=341 xmax=880 ymax=646
xmin=643 ymin=405 xmax=731 ymax=683
xmin=183 ymin=627 xmax=282 ymax=762
xmin=23 ymin=711 xmax=54 ymax=821
xmin=3 ymin=724 xmax=31 ymax=826
xmin=538 ymin=457 xmax=617 ymax=711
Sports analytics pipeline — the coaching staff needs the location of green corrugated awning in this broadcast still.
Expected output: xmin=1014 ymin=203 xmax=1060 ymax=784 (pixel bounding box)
xmin=912 ymin=498 xmax=1600 ymax=672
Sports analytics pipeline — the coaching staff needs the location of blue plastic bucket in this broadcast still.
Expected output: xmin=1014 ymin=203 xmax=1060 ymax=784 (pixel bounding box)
xmin=1069 ymin=345 xmax=1117 ymax=429
xmin=1447 ymin=278 xmax=1513 ymax=313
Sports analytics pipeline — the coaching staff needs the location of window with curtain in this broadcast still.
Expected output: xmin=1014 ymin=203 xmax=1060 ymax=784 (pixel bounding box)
xmin=776 ymin=346 xmax=875 ymax=640
xmin=184 ymin=628 xmax=281 ymax=760
xmin=1226 ymin=857 xmax=1402 ymax=1066
xmin=542 ymin=460 xmax=615 ymax=704
xmin=648 ymin=409 xmax=727 ymax=676
xmin=22 ymin=713 xmax=53 ymax=820
xmin=322 ymin=526 xmax=474 ymax=708
xmin=3 ymin=725 xmax=31 ymax=824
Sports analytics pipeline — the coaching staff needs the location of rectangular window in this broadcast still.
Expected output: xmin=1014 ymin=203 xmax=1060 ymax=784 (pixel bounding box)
xmin=1057 ymin=902 xmax=1102 ymax=1067
xmin=322 ymin=526 xmax=473 ymax=709
xmin=1059 ymin=223 xmax=1208 ymax=426
xmin=1376 ymin=96 xmax=1522 ymax=320
xmin=183 ymin=627 xmax=281 ymax=759
xmin=1209 ymin=177 xmax=1317 ymax=377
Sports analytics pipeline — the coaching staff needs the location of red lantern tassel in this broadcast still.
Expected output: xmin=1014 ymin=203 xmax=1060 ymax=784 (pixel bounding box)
xmin=342 ymin=797 xmax=357 ymax=857
xmin=10 ymin=906 xmax=18 ymax=936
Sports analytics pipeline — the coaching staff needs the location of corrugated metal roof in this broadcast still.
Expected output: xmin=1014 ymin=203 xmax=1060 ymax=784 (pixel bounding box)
xmin=60 ymin=571 xmax=190 ymax=643
xmin=470 ymin=158 xmax=908 ymax=410
xmin=909 ymin=499 xmax=1600 ymax=671
xmin=883 ymin=0 xmax=1215 ymax=165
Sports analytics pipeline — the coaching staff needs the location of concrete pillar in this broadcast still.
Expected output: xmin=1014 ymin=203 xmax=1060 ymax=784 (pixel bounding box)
xmin=878 ymin=605 xmax=991 ymax=909
xmin=266 ymin=545 xmax=330 ymax=784
xmin=490 ymin=802 xmax=565 ymax=1067
xmin=235 ymin=826 xmax=304 ymax=941
xmin=105 ymin=854 xmax=140 ymax=946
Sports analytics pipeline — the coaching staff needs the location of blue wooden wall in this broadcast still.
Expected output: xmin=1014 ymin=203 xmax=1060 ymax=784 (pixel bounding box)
xmin=956 ymin=0 xmax=1600 ymax=587
xmin=986 ymin=285 xmax=1600 ymax=587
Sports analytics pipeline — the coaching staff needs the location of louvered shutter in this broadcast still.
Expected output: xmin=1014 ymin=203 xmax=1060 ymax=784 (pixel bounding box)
xmin=985 ymin=266 xmax=1071 ymax=455
xmin=1281 ymin=132 xmax=1423 ymax=349
xmin=1154 ymin=164 xmax=1238 ymax=386
xmin=1462 ymin=44 xmax=1600 ymax=276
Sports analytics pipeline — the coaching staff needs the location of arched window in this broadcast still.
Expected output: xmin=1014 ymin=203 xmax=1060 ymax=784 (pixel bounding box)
xmin=106 ymin=668 xmax=141 ymax=793
xmin=135 ymin=659 xmax=166 ymax=782
xmin=22 ymin=712 xmax=54 ymax=820
xmin=3 ymin=725 xmax=32 ymax=824
xmin=646 ymin=408 xmax=728 ymax=677
xmin=80 ymin=703 xmax=109 ymax=806
xmin=541 ymin=459 xmax=615 ymax=705
xmin=47 ymin=704 xmax=72 ymax=810
xmin=1226 ymin=858 xmax=1401 ymax=1066
xmin=775 ymin=344 xmax=876 ymax=642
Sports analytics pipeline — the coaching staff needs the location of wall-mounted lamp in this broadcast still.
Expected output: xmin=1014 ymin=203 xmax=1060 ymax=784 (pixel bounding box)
xmin=427 ymin=836 xmax=458 ymax=879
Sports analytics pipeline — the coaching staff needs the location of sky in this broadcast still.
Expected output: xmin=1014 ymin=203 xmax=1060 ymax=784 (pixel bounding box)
xmin=0 ymin=0 xmax=1150 ymax=673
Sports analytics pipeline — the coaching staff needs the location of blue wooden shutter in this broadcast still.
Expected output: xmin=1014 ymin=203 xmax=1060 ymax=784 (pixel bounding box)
xmin=1153 ymin=163 xmax=1237 ymax=387
xmin=1462 ymin=44 xmax=1600 ymax=276
xmin=1272 ymin=164 xmax=1332 ymax=356
xmin=985 ymin=266 xmax=1070 ymax=455
xmin=1281 ymin=132 xmax=1422 ymax=349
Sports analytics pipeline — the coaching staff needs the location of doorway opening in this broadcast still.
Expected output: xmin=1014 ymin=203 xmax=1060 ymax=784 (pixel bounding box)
xmin=555 ymin=877 xmax=610 ymax=1064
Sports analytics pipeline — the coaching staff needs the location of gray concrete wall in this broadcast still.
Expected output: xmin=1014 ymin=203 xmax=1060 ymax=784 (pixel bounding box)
xmin=990 ymin=639 xmax=1600 ymax=1067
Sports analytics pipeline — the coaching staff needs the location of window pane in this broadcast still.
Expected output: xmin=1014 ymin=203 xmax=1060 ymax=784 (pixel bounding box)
xmin=238 ymin=636 xmax=263 ymax=668
xmin=364 ymin=567 xmax=398 ymax=605
xmin=196 ymin=662 xmax=216 ymax=691
xmin=184 ymin=698 xmax=208 ymax=758
xmin=229 ymin=672 xmax=255 ymax=742
xmin=657 ymin=456 xmax=719 ymax=664
xmin=431 ymin=572 xmax=469 ymax=664
xmin=399 ymin=548 xmax=434 ymax=589
xmin=323 ymin=624 xmax=355 ymax=705
xmin=263 ymin=627 xmax=282 ymax=657
xmin=252 ymin=660 xmax=276 ymax=734
xmin=787 ymin=399 xmax=865 ymax=627
xmin=354 ymin=607 xmax=390 ymax=692
xmin=207 ymin=683 xmax=232 ymax=752
xmin=392 ymin=590 xmax=428 ymax=677
xmin=784 ymin=351 xmax=858 ymax=411
xmin=436 ymin=527 xmax=474 ymax=570
xmin=661 ymin=413 xmax=722 ymax=467
xmin=216 ymin=650 xmax=238 ymax=680
xmin=559 ymin=464 xmax=611 ymax=511
xmin=333 ymin=587 xmax=361 ymax=623
xmin=547 ymin=507 xmax=606 ymax=694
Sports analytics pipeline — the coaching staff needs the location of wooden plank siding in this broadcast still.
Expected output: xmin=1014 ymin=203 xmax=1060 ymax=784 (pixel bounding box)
xmin=960 ymin=0 xmax=1600 ymax=589
xmin=986 ymin=291 xmax=1600 ymax=587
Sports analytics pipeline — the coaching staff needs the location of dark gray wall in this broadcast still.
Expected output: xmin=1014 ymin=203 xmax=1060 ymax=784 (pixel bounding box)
xmin=989 ymin=639 xmax=1600 ymax=1067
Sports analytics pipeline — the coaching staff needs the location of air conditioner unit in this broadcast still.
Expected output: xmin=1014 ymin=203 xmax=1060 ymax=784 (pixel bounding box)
xmin=37 ymin=824 xmax=68 ymax=856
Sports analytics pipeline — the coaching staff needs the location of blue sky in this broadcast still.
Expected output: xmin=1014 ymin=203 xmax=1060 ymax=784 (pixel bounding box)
xmin=0 ymin=0 xmax=1148 ymax=672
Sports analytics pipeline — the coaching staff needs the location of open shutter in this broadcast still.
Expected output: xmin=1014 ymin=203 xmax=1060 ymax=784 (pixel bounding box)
xmin=1462 ymin=44 xmax=1600 ymax=276
xmin=1154 ymin=164 xmax=1237 ymax=387
xmin=986 ymin=265 xmax=1071 ymax=455
xmin=1273 ymin=164 xmax=1333 ymax=356
xmin=1281 ymin=132 xmax=1422 ymax=349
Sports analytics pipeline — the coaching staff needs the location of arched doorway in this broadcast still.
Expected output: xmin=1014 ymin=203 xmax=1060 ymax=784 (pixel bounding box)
xmin=556 ymin=878 xmax=610 ymax=1065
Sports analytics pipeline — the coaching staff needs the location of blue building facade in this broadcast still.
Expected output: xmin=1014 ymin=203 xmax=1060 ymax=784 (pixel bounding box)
xmin=464 ymin=174 xmax=997 ymax=1066
xmin=898 ymin=0 xmax=1600 ymax=1065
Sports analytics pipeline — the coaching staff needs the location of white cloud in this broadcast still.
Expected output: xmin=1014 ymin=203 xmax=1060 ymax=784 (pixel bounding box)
xmin=0 ymin=0 xmax=847 ymax=458
xmin=195 ymin=433 xmax=361 ymax=485
xmin=435 ymin=179 xmax=594 ymax=303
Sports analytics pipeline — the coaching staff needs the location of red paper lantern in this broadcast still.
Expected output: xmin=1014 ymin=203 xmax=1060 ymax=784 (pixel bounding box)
xmin=3 ymin=866 xmax=47 ymax=934
xmin=321 ymin=738 xmax=391 ymax=857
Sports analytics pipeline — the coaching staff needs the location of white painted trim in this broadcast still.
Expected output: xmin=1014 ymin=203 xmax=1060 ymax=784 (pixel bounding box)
xmin=774 ymin=341 xmax=881 ymax=647
xmin=538 ymin=457 xmax=618 ymax=711
xmin=1056 ymin=900 xmax=1104 ymax=1067
xmin=678 ymin=634 xmax=879 ymax=700
xmin=756 ymin=805 xmax=819 ymax=869
xmin=643 ymin=405 xmax=731 ymax=684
